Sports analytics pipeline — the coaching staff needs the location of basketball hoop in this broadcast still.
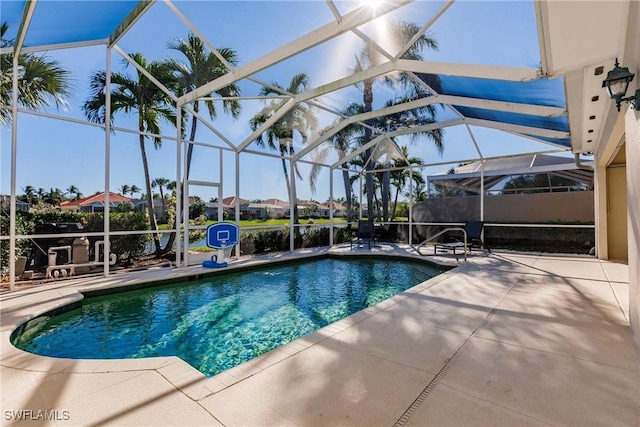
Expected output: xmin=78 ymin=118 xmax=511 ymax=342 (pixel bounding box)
xmin=202 ymin=222 xmax=239 ymax=269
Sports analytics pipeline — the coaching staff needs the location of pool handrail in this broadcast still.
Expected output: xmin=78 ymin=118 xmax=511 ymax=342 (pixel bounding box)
xmin=413 ymin=227 xmax=468 ymax=261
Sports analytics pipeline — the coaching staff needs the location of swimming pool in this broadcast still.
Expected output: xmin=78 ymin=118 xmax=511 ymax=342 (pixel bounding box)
xmin=13 ymin=257 xmax=441 ymax=377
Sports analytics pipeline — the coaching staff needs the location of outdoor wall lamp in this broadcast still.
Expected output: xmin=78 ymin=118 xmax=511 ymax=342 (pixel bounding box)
xmin=602 ymin=58 xmax=640 ymax=111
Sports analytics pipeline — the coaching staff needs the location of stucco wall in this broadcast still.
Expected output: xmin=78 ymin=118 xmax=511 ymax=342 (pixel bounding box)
xmin=626 ymin=108 xmax=640 ymax=347
xmin=412 ymin=191 xmax=594 ymax=224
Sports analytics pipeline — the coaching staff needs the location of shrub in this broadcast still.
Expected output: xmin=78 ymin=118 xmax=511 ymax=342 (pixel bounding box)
xmin=84 ymin=212 xmax=150 ymax=263
xmin=0 ymin=210 xmax=34 ymax=277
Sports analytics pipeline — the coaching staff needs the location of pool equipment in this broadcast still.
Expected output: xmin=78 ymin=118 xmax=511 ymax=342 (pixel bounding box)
xmin=202 ymin=222 xmax=239 ymax=268
xmin=46 ymin=240 xmax=117 ymax=279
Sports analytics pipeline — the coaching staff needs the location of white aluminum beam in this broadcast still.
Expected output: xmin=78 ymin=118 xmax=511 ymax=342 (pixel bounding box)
xmin=464 ymin=118 xmax=569 ymax=139
xmin=109 ymin=1 xmax=154 ymax=47
xmin=179 ymin=0 xmax=411 ymax=105
xmin=331 ymin=119 xmax=463 ymax=169
xmin=165 ymin=0 xmax=235 ymax=70
xmin=113 ymin=45 xmax=178 ymax=102
xmin=437 ymin=94 xmax=566 ymax=117
xmin=294 ymin=92 xmax=564 ymax=164
xmin=395 ymin=59 xmax=542 ymax=82
xmin=184 ymin=105 xmax=236 ymax=150
xmin=394 ymin=0 xmax=455 ymax=60
xmin=236 ymin=98 xmax=296 ymax=152
xmin=13 ymin=0 xmax=37 ymax=55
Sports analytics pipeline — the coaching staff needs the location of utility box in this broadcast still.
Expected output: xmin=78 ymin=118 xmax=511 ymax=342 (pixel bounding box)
xmin=33 ymin=223 xmax=84 ymax=268
xmin=72 ymin=237 xmax=90 ymax=272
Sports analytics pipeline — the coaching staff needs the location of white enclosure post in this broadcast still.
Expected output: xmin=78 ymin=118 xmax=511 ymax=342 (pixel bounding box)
xmin=175 ymin=106 xmax=182 ymax=267
xmin=182 ymin=141 xmax=189 ymax=266
xmin=219 ymin=148 xmax=223 ymax=222
xmin=9 ymin=55 xmax=18 ymax=290
xmin=235 ymin=151 xmax=240 ymax=259
xmin=103 ymin=46 xmax=111 ymax=277
xmin=329 ymin=166 xmax=334 ymax=246
xmin=289 ymin=157 xmax=295 ymax=252
xmin=409 ymin=167 xmax=414 ymax=245
xmin=480 ymin=160 xmax=485 ymax=221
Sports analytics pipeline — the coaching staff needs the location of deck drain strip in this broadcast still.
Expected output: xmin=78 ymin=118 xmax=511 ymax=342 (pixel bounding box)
xmin=393 ymin=273 xmax=522 ymax=427
xmin=392 ymin=331 xmax=473 ymax=427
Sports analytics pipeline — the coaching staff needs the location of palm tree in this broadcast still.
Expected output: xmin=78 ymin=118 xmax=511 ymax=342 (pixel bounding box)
xmin=44 ymin=188 xmax=64 ymax=205
xmin=20 ymin=186 xmax=37 ymax=205
xmin=129 ymin=184 xmax=141 ymax=199
xmin=249 ymin=73 xmax=318 ymax=224
xmin=164 ymin=33 xmax=241 ymax=179
xmin=65 ymin=185 xmax=82 ymax=200
xmin=161 ymin=34 xmax=241 ymax=253
xmin=353 ymin=20 xmax=442 ymax=221
xmin=119 ymin=184 xmax=131 ymax=196
xmin=0 ymin=23 xmax=71 ymax=127
xmin=309 ymin=103 xmax=365 ymax=221
xmin=36 ymin=188 xmax=46 ymax=202
xmin=83 ymin=53 xmax=177 ymax=254
xmin=407 ymin=181 xmax=429 ymax=203
xmin=152 ymin=177 xmax=170 ymax=220
xmin=389 ymin=146 xmax=424 ymax=220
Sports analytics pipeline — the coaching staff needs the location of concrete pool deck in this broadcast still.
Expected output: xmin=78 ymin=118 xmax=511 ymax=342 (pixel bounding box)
xmin=1 ymin=245 xmax=638 ymax=426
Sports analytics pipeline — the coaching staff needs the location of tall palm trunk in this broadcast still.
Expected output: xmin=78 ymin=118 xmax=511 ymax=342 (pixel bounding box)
xmin=139 ymin=132 xmax=162 ymax=253
xmin=164 ymin=103 xmax=199 ymax=254
xmin=342 ymin=169 xmax=352 ymax=220
xmin=391 ymin=185 xmax=401 ymax=221
xmin=363 ymin=78 xmax=375 ymax=221
xmin=281 ymin=142 xmax=299 ymax=224
xmin=382 ymin=170 xmax=390 ymax=221
xmin=186 ymin=102 xmax=199 ymax=179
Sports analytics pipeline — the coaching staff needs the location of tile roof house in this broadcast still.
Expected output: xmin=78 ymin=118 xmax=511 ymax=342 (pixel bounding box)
xmin=59 ymin=192 xmax=132 ymax=212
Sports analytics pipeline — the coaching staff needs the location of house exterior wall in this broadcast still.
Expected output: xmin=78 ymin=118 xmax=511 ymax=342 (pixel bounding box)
xmin=625 ymin=106 xmax=640 ymax=347
xmin=412 ymin=191 xmax=594 ymax=224
xmin=606 ymin=163 xmax=628 ymax=260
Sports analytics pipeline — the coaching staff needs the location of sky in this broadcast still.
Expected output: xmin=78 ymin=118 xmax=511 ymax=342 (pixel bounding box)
xmin=1 ymin=0 xmax=572 ymax=205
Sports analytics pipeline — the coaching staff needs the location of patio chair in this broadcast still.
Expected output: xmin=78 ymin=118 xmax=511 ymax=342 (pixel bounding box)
xmin=350 ymin=220 xmax=376 ymax=249
xmin=434 ymin=220 xmax=490 ymax=254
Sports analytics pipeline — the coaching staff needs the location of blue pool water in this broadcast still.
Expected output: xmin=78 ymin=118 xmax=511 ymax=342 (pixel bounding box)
xmin=13 ymin=257 xmax=440 ymax=377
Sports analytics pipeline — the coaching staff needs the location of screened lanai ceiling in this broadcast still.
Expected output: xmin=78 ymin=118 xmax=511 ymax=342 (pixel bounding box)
xmin=1 ymin=0 xmax=633 ymax=168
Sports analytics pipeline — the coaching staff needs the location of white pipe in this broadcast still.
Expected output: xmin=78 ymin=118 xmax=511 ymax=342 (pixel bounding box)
xmin=46 ymin=254 xmax=117 ymax=279
xmin=94 ymin=240 xmax=105 ymax=262
xmin=47 ymin=246 xmax=72 ymax=265
xmin=574 ymin=153 xmax=594 ymax=171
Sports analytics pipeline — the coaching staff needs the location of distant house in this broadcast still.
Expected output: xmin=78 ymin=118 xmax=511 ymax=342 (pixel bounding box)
xmin=332 ymin=201 xmax=346 ymax=217
xmin=0 ymin=195 xmax=29 ymax=212
xmin=259 ymin=198 xmax=289 ymax=218
xmin=205 ymin=200 xmax=234 ymax=220
xmin=220 ymin=197 xmax=289 ymax=219
xmin=59 ymin=192 xmax=132 ymax=212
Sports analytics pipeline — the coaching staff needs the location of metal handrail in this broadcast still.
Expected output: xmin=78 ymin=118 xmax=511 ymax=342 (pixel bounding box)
xmin=413 ymin=227 xmax=468 ymax=261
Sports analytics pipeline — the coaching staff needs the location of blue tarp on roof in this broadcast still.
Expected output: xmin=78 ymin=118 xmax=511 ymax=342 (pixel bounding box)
xmin=438 ymin=75 xmax=567 ymax=108
xmin=453 ymin=106 xmax=569 ymax=133
xmin=1 ymin=1 xmax=139 ymax=48
xmin=436 ymin=74 xmax=570 ymax=147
